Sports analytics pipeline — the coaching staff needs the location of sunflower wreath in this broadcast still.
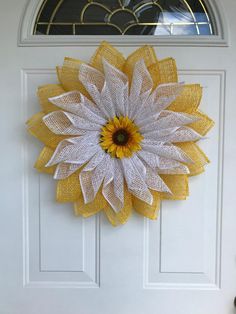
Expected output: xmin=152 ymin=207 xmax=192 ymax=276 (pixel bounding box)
xmin=27 ymin=42 xmax=214 ymax=226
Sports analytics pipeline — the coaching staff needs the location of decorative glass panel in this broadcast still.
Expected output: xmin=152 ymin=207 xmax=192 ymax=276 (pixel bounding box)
xmin=34 ymin=0 xmax=214 ymax=36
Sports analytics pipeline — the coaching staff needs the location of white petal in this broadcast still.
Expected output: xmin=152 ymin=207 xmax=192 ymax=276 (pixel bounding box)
xmin=79 ymin=63 xmax=105 ymax=105
xmin=79 ymin=153 xmax=109 ymax=203
xmin=157 ymin=126 xmax=202 ymax=143
xmin=53 ymin=163 xmax=81 ymax=179
xmin=43 ymin=111 xmax=101 ymax=136
xmin=145 ymin=166 xmax=171 ymax=193
xmin=142 ymin=141 xmax=193 ymax=163
xmin=129 ymin=59 xmax=153 ymax=119
xmin=155 ymin=110 xmax=199 ymax=130
xmin=134 ymin=83 xmax=184 ymax=125
xmin=137 ymin=150 xmax=159 ymax=169
xmin=121 ymin=158 xmax=153 ymax=205
xmin=103 ymin=59 xmax=129 ymax=116
xmin=100 ymin=83 xmax=116 ymax=118
xmin=142 ymin=127 xmax=179 ymax=140
xmin=46 ymin=134 xmax=99 ymax=166
xmin=49 ymin=90 xmax=81 ymax=113
xmin=102 ymin=158 xmax=124 ymax=213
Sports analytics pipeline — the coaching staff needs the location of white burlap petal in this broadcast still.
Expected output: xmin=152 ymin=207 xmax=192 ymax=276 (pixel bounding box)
xmin=102 ymin=158 xmax=125 ymax=213
xmin=79 ymin=153 xmax=110 ymax=203
xmin=53 ymin=163 xmax=81 ymax=179
xmin=79 ymin=63 xmax=105 ymax=105
xmin=43 ymin=110 xmax=101 ymax=136
xmin=142 ymin=140 xmax=193 ymax=163
xmin=121 ymin=158 xmax=153 ymax=205
xmin=46 ymin=134 xmax=99 ymax=166
xmin=145 ymin=166 xmax=171 ymax=193
xmin=100 ymin=83 xmax=116 ymax=118
xmin=129 ymin=60 xmax=153 ymax=119
xmin=134 ymin=83 xmax=184 ymax=125
xmin=157 ymin=126 xmax=202 ymax=143
xmin=137 ymin=150 xmax=159 ymax=169
xmin=102 ymin=59 xmax=129 ymax=116
xmin=157 ymin=156 xmax=190 ymax=172
xmin=154 ymin=110 xmax=199 ymax=130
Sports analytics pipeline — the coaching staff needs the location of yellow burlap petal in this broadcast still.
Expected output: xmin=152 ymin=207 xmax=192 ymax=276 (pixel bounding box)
xmin=38 ymin=84 xmax=65 ymax=113
xmin=56 ymin=171 xmax=82 ymax=202
xmin=34 ymin=146 xmax=56 ymax=174
xmin=189 ymin=110 xmax=215 ymax=136
xmin=124 ymin=45 xmax=158 ymax=81
xmin=103 ymin=187 xmax=132 ymax=226
xmin=148 ymin=63 xmax=161 ymax=89
xmin=158 ymin=58 xmax=178 ymax=84
xmin=132 ymin=191 xmax=160 ymax=220
xmin=27 ymin=112 xmax=68 ymax=148
xmin=168 ymin=84 xmax=202 ymax=113
xmin=160 ymin=175 xmax=189 ymax=200
xmin=175 ymin=142 xmax=209 ymax=176
xmin=59 ymin=57 xmax=90 ymax=96
xmin=74 ymin=191 xmax=106 ymax=218
xmin=90 ymin=41 xmax=125 ymax=72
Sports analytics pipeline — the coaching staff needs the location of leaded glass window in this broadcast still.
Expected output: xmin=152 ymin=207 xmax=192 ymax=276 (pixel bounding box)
xmin=34 ymin=0 xmax=214 ymax=36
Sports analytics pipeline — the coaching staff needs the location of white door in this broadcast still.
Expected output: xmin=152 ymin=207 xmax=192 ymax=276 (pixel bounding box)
xmin=1 ymin=0 xmax=236 ymax=313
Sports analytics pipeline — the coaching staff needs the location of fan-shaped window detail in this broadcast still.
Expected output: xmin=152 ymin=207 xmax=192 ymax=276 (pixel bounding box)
xmin=34 ymin=0 xmax=215 ymax=36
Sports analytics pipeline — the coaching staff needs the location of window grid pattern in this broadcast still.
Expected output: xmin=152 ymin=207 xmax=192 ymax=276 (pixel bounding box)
xmin=34 ymin=0 xmax=214 ymax=36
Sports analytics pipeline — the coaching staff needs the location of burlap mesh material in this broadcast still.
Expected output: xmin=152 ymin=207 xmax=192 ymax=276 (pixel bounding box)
xmin=74 ymin=191 xmax=106 ymax=217
xmin=27 ymin=112 xmax=68 ymax=149
xmin=124 ymin=45 xmax=157 ymax=82
xmin=175 ymin=142 xmax=209 ymax=176
xmin=27 ymin=42 xmax=214 ymax=226
xmin=158 ymin=58 xmax=178 ymax=84
xmin=189 ymin=110 xmax=215 ymax=136
xmin=160 ymin=175 xmax=189 ymax=200
xmin=168 ymin=85 xmax=202 ymax=113
xmin=34 ymin=146 xmax=56 ymax=174
xmin=90 ymin=41 xmax=125 ymax=72
xmin=59 ymin=57 xmax=90 ymax=97
xmin=56 ymin=170 xmax=82 ymax=202
xmin=38 ymin=84 xmax=65 ymax=113
xmin=103 ymin=186 xmax=132 ymax=226
xmin=133 ymin=191 xmax=160 ymax=220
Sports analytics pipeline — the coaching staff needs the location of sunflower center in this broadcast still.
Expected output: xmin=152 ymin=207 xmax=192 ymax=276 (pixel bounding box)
xmin=100 ymin=116 xmax=143 ymax=159
xmin=112 ymin=129 xmax=129 ymax=146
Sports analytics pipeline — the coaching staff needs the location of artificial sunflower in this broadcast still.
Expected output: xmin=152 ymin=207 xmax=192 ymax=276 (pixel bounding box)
xmin=27 ymin=42 xmax=214 ymax=226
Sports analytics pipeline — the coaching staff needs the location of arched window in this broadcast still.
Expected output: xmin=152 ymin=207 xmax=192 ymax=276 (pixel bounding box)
xmin=33 ymin=0 xmax=215 ymax=36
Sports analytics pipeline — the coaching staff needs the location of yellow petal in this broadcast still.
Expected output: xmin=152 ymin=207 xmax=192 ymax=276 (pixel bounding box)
xmin=175 ymin=142 xmax=210 ymax=176
xmin=160 ymin=175 xmax=189 ymax=200
xmin=189 ymin=110 xmax=215 ymax=136
xmin=90 ymin=41 xmax=125 ymax=72
xmin=132 ymin=191 xmax=160 ymax=220
xmin=26 ymin=112 xmax=68 ymax=149
xmin=103 ymin=186 xmax=132 ymax=226
xmin=74 ymin=191 xmax=106 ymax=217
xmin=148 ymin=63 xmax=162 ymax=89
xmin=38 ymin=84 xmax=65 ymax=113
xmin=158 ymin=58 xmax=178 ymax=84
xmin=168 ymin=84 xmax=202 ymax=113
xmin=56 ymin=171 xmax=82 ymax=202
xmin=59 ymin=57 xmax=90 ymax=96
xmin=124 ymin=45 xmax=157 ymax=81
xmin=34 ymin=146 xmax=56 ymax=174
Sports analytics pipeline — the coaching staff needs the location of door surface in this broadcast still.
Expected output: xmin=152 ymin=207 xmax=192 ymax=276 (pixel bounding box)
xmin=0 ymin=0 xmax=236 ymax=313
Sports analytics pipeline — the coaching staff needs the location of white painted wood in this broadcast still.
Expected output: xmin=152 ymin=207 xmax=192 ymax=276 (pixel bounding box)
xmin=0 ymin=0 xmax=236 ymax=313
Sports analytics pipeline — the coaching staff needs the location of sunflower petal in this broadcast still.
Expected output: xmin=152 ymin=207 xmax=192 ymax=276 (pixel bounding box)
xmin=56 ymin=171 xmax=82 ymax=202
xmin=133 ymin=191 xmax=160 ymax=220
xmin=27 ymin=112 xmax=68 ymax=148
xmin=38 ymin=84 xmax=65 ymax=113
xmin=34 ymin=146 xmax=56 ymax=174
xmin=160 ymin=174 xmax=189 ymax=200
xmin=90 ymin=41 xmax=125 ymax=72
